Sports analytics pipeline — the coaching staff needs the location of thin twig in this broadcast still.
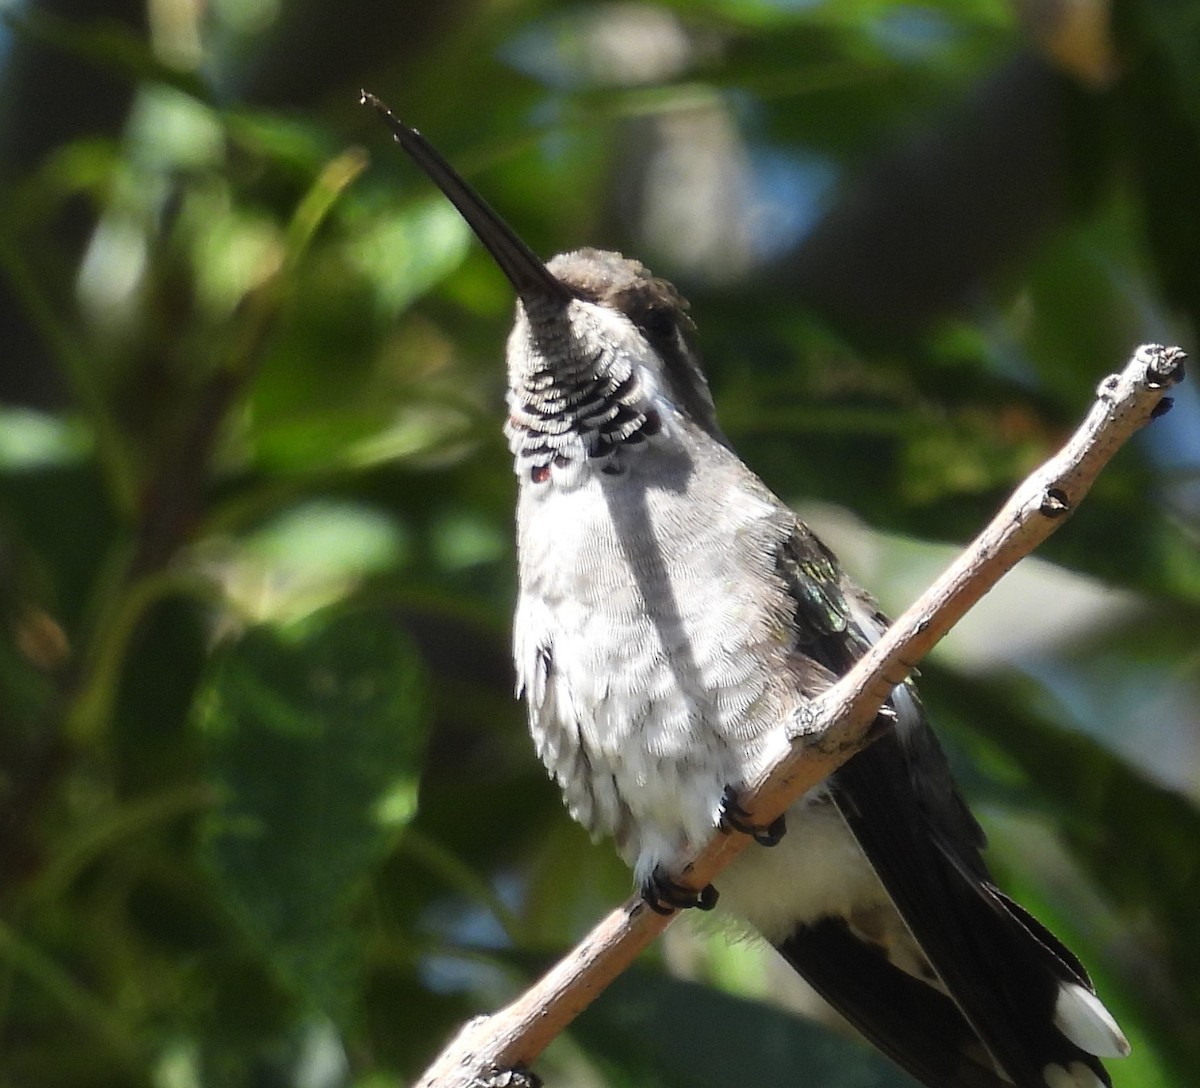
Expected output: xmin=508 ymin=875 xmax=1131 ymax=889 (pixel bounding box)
xmin=414 ymin=343 xmax=1185 ymax=1088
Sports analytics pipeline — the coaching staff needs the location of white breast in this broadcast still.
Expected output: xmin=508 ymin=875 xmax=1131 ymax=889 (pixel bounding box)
xmin=513 ymin=420 xmax=804 ymax=884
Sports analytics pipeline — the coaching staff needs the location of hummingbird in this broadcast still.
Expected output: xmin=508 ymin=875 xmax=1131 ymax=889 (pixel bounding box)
xmin=363 ymin=92 xmax=1130 ymax=1088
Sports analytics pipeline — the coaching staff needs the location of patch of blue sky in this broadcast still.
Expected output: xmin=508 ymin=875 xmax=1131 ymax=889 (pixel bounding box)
xmin=417 ymin=871 xmax=524 ymax=994
xmin=1144 ymin=364 xmax=1200 ymax=518
xmin=869 ymin=5 xmax=961 ymax=64
xmin=0 ymin=8 xmax=15 ymax=72
xmin=745 ymin=144 xmax=839 ymax=261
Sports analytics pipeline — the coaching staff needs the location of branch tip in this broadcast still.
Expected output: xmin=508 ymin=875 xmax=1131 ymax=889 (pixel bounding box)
xmin=1140 ymin=342 xmax=1186 ymax=388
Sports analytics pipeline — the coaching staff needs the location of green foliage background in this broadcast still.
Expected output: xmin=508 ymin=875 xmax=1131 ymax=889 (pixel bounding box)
xmin=0 ymin=2 xmax=1197 ymax=1086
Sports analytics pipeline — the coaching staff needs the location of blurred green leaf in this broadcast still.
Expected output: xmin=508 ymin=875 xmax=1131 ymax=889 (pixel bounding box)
xmin=200 ymin=610 xmax=428 ymax=1017
xmin=349 ymin=195 xmax=473 ymax=317
xmin=2 ymin=6 xmax=211 ymax=100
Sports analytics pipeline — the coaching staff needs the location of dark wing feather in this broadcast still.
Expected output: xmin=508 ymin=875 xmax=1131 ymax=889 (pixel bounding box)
xmin=776 ymin=523 xmax=1114 ymax=1088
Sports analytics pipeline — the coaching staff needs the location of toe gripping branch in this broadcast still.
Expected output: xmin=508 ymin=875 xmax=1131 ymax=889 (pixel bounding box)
xmin=641 ymin=866 xmax=719 ymax=915
xmin=718 ymin=785 xmax=787 ymax=847
xmin=638 ymin=785 xmax=788 ymax=916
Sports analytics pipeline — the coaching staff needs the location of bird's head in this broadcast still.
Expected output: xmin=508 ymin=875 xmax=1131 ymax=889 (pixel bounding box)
xmin=363 ymin=94 xmax=726 ymax=484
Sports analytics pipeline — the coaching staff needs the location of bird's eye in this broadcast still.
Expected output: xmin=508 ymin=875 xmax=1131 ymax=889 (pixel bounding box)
xmin=639 ymin=307 xmax=675 ymax=339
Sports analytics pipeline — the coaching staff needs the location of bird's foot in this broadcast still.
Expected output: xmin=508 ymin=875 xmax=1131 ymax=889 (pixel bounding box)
xmin=641 ymin=866 xmax=718 ymax=915
xmin=718 ymin=785 xmax=787 ymax=847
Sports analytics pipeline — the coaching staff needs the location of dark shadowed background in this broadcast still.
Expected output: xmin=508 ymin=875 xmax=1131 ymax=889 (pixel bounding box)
xmin=0 ymin=1 xmax=1197 ymax=1086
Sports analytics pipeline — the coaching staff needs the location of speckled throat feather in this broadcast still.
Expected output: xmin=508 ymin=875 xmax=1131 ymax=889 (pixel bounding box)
xmin=503 ymin=296 xmax=662 ymax=478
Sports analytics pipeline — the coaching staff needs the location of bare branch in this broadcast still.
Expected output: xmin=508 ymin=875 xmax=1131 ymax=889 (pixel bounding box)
xmin=415 ymin=343 xmax=1186 ymax=1088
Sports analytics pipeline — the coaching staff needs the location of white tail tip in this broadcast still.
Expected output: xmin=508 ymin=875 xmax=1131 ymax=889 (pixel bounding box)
xmin=1054 ymin=981 xmax=1131 ymax=1058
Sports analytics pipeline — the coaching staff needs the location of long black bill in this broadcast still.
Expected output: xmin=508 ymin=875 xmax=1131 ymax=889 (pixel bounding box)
xmin=360 ymin=91 xmax=572 ymax=306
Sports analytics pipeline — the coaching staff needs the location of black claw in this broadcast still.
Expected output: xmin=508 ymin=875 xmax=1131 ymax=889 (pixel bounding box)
xmin=717 ymin=785 xmax=750 ymax=835
xmin=755 ymin=815 xmax=787 ymax=848
xmin=642 ymin=866 xmax=719 ymax=914
xmin=718 ymin=785 xmax=787 ymax=847
xmin=641 ymin=878 xmax=678 ymax=915
xmin=483 ymin=1069 xmax=542 ymax=1088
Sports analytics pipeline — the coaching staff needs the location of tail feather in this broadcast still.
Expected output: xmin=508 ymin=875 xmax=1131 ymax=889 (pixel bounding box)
xmin=829 ymin=736 xmax=1121 ymax=1088
xmin=776 ymin=916 xmax=1007 ymax=1088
